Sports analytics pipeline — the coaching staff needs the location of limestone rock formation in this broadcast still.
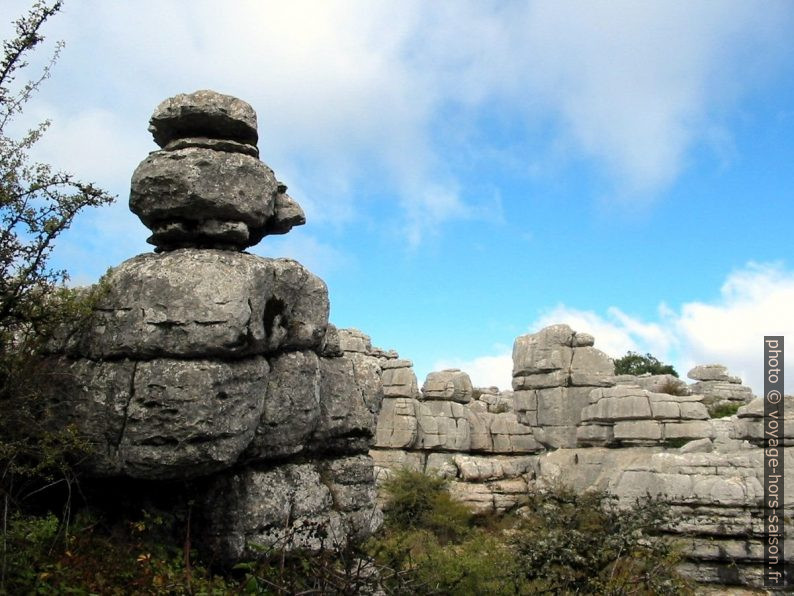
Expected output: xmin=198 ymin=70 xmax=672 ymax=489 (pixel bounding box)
xmin=577 ymin=385 xmax=712 ymax=447
xmin=613 ymin=373 xmax=691 ymax=395
xmin=731 ymin=395 xmax=794 ymax=446
xmin=687 ymin=364 xmax=754 ymax=408
xmin=511 ymin=324 xmax=615 ymax=447
xmin=48 ymin=91 xmax=381 ymax=562
xmin=369 ymin=324 xmax=792 ymax=589
xmin=130 ymin=90 xmax=304 ymax=251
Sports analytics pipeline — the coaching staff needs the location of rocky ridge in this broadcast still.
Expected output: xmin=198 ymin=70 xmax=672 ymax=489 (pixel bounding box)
xmin=369 ymin=323 xmax=793 ymax=588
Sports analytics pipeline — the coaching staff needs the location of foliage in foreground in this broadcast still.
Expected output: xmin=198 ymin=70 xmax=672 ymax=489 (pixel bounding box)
xmin=512 ymin=483 xmax=693 ymax=595
xmin=2 ymin=469 xmax=694 ymax=595
xmin=614 ymin=351 xmax=679 ymax=377
xmin=1 ymin=3 xmax=115 ymax=591
xmin=367 ymin=469 xmax=693 ymax=595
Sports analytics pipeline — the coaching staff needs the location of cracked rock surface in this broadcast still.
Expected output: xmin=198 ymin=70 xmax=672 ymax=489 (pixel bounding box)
xmin=47 ymin=90 xmax=384 ymax=564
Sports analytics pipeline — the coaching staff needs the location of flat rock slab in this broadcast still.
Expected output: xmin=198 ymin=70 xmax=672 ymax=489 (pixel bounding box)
xmin=61 ymin=250 xmax=329 ymax=359
xmin=149 ymin=89 xmax=258 ymax=147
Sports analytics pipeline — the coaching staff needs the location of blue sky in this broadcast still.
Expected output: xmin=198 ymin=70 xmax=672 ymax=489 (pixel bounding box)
xmin=4 ymin=0 xmax=794 ymax=393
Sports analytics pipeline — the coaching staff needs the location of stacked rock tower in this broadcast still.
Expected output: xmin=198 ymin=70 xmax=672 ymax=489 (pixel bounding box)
xmin=51 ymin=91 xmax=383 ymax=562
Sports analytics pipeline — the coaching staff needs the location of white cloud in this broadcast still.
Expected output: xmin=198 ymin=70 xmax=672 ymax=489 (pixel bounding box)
xmin=434 ymin=349 xmax=513 ymax=392
xmin=6 ymin=0 xmax=789 ymax=247
xmin=674 ymin=263 xmax=794 ymax=393
xmin=532 ymin=305 xmax=675 ymax=361
xmin=442 ymin=263 xmax=794 ymax=395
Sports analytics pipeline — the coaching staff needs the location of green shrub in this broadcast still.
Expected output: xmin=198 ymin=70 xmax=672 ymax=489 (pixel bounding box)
xmin=614 ymin=352 xmax=678 ymax=377
xmin=510 ymin=483 xmax=694 ymax=595
xmin=1 ymin=508 xmax=235 ymax=595
xmin=380 ymin=468 xmax=472 ymax=542
xmin=708 ymin=402 xmax=742 ymax=418
xmin=657 ymin=378 xmax=689 ymax=396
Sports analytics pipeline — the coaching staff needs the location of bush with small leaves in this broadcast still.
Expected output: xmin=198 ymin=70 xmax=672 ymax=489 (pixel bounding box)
xmin=708 ymin=402 xmax=743 ymax=419
xmin=511 ymin=483 xmax=694 ymax=594
xmin=614 ymin=351 xmax=678 ymax=377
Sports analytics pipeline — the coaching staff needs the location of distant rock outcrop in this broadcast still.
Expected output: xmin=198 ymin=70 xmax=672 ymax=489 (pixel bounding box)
xmin=370 ymin=323 xmax=792 ymax=589
xmin=687 ymin=363 xmax=754 ymax=408
xmin=48 ymin=91 xmax=381 ymax=563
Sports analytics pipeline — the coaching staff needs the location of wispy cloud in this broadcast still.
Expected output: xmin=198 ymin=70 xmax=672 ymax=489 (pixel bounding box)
xmin=7 ymin=0 xmax=790 ymax=251
xmin=437 ymin=263 xmax=794 ymax=394
xmin=530 ymin=263 xmax=794 ymax=395
xmin=434 ymin=348 xmax=513 ymax=391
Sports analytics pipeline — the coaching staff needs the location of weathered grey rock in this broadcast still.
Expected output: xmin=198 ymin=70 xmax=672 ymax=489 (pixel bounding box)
xmin=199 ymin=455 xmax=382 ymax=564
xmin=582 ymin=388 xmax=653 ymax=421
xmin=488 ymin=413 xmax=541 ymax=453
xmin=449 ymin=455 xmax=536 ymax=482
xmin=466 ymin=403 xmax=493 ymax=451
xmin=679 ymin=437 xmax=713 ymax=453
xmin=610 ymin=450 xmax=768 ymax=507
xmin=579 ymin=386 xmax=713 ymax=447
xmin=613 ymin=420 xmax=663 ymax=442
xmin=320 ymin=323 xmax=343 ymax=357
xmin=375 ymin=397 xmax=419 ymax=448
xmin=448 ymin=477 xmax=530 ymax=513
xmin=614 ymin=373 xmax=690 ymax=395
xmin=265 ymin=187 xmax=306 ymax=236
xmin=45 ymin=89 xmax=389 ymax=572
xmin=149 ymin=90 xmax=258 ymax=148
xmin=571 ymin=332 xmax=595 ymax=347
xmin=370 ymin=448 xmax=426 ymax=480
xmin=531 ymin=426 xmax=578 ymax=449
xmin=419 ymin=400 xmax=471 ymax=450
xmin=513 ymin=390 xmax=537 ymax=426
xmin=536 ymin=387 xmax=569 ymax=426
xmin=512 ymin=370 xmax=568 ymax=390
xmin=338 ymin=328 xmax=372 ymax=354
xmin=130 ymin=148 xmax=282 ymax=250
xmin=61 ymin=251 xmax=329 ymax=360
xmin=533 ymin=447 xmax=663 ymax=493
xmin=381 ymin=360 xmax=420 ymax=399
xmin=244 ymin=351 xmax=320 ymax=460
xmin=576 ymin=423 xmax=614 ymax=446
xmin=732 ymin=395 xmax=794 ymax=446
xmin=421 ymin=369 xmax=473 ymax=403
xmin=690 ymin=380 xmax=754 ymax=404
xmin=163 ymin=136 xmax=259 ymax=157
xmin=51 ymin=356 xmax=269 ymax=479
xmin=477 ymin=391 xmax=514 ymax=414
xmin=311 ymin=353 xmax=382 ymax=452
xmin=569 ymin=347 xmax=614 ymax=387
xmin=512 ymin=324 xmax=574 ymax=378
xmin=687 ymin=363 xmax=740 ymax=383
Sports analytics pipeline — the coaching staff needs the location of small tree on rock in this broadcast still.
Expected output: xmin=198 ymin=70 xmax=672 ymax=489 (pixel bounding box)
xmin=613 ymin=351 xmax=678 ymax=377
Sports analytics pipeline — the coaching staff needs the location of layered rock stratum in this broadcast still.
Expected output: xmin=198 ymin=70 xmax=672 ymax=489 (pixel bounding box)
xmin=370 ymin=323 xmax=793 ymax=588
